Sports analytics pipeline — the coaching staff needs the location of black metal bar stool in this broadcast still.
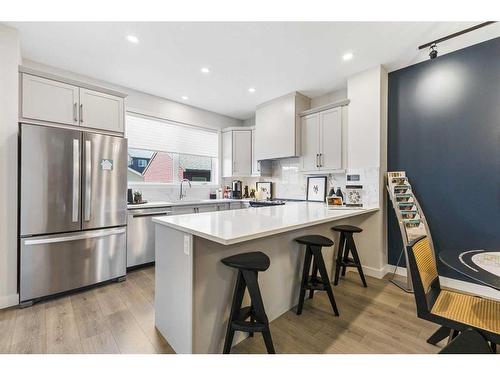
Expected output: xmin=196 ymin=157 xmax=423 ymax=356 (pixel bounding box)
xmin=294 ymin=235 xmax=340 ymax=316
xmin=221 ymin=251 xmax=275 ymax=354
xmin=332 ymin=225 xmax=367 ymax=287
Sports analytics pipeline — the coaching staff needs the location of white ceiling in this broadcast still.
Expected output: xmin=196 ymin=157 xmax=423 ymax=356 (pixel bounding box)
xmin=7 ymin=22 xmax=500 ymax=119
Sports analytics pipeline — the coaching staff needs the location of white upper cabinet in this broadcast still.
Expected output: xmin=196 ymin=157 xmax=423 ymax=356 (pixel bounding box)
xmin=254 ymin=92 xmax=311 ymax=160
xmin=22 ymin=74 xmax=79 ymax=126
xmin=222 ymin=131 xmax=233 ymax=178
xmin=300 ymin=106 xmax=343 ymax=172
xmin=251 ymin=128 xmax=261 ymax=176
xmin=79 ymin=88 xmax=124 ymax=132
xmin=222 ymin=128 xmax=252 ymax=177
xmin=300 ymin=113 xmax=321 ymax=171
xmin=319 ymin=108 xmax=342 ymax=170
xmin=20 ymin=71 xmax=126 ymax=133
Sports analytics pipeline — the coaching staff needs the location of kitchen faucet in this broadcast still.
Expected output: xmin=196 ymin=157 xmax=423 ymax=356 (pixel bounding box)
xmin=179 ymin=178 xmax=192 ymax=200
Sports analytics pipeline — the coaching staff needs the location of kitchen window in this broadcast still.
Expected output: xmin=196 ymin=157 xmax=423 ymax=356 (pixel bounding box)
xmin=126 ymin=114 xmax=219 ymax=184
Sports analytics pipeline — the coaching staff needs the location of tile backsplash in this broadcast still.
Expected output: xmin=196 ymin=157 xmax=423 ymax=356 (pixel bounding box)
xmin=131 ymin=159 xmax=380 ymax=208
xmin=223 ymin=158 xmax=380 ymax=208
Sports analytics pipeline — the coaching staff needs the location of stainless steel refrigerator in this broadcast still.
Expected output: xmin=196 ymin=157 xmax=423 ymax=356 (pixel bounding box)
xmin=19 ymin=123 xmax=127 ymax=305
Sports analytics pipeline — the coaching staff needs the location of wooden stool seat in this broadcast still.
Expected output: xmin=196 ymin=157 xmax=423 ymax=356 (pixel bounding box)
xmin=332 ymin=226 xmax=367 ymax=287
xmin=221 ymin=251 xmax=275 ymax=354
xmin=295 ymin=235 xmax=334 ymax=247
xmin=332 ymin=225 xmax=363 ymax=233
xmin=221 ymin=251 xmax=270 ymax=272
xmin=294 ymin=235 xmax=339 ymax=316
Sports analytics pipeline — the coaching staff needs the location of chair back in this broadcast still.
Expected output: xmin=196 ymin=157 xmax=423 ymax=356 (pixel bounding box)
xmin=406 ymin=236 xmax=441 ymax=317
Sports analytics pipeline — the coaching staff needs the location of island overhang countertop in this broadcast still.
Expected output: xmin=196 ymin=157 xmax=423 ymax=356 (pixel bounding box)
xmin=153 ymin=202 xmax=379 ymax=245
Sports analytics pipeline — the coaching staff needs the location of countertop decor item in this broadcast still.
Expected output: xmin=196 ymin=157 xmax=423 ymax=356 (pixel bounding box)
xmin=256 ymin=182 xmax=272 ymax=200
xmin=133 ymin=191 xmax=143 ymax=204
xmin=306 ymin=176 xmax=327 ymax=202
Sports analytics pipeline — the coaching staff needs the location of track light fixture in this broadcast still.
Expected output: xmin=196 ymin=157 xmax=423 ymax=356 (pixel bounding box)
xmin=429 ymin=43 xmax=438 ymax=60
xmin=418 ymin=21 xmax=496 ymax=60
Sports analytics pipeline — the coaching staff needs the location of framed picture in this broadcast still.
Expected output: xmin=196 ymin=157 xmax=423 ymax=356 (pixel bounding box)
xmin=256 ymin=181 xmax=272 ymax=200
xmin=306 ymin=176 xmax=327 ymax=202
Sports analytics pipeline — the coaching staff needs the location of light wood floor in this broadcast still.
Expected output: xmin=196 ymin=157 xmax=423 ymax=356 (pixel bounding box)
xmin=0 ymin=267 xmax=443 ymax=354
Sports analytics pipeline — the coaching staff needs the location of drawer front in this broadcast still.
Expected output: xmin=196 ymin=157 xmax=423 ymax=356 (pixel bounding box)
xmin=20 ymin=228 xmax=126 ymax=302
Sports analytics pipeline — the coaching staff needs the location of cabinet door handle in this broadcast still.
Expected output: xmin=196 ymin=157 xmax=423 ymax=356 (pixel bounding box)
xmin=316 ymin=154 xmax=319 ymax=168
xmin=73 ymin=103 xmax=78 ymax=122
xmin=320 ymin=153 xmax=323 ymax=167
xmin=80 ymin=104 xmax=83 ymax=123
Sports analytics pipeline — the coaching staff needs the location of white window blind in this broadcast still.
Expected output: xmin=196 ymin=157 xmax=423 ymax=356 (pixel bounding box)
xmin=126 ymin=114 xmax=219 ymax=158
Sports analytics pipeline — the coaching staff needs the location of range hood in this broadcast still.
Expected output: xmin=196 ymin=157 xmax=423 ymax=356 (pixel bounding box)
xmin=254 ymin=92 xmax=310 ymax=161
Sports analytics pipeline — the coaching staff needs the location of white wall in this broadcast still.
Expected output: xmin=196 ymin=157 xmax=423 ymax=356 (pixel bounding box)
xmin=310 ymin=88 xmax=347 ymax=108
xmin=340 ymin=65 xmax=388 ymax=277
xmin=0 ymin=24 xmax=21 ymax=309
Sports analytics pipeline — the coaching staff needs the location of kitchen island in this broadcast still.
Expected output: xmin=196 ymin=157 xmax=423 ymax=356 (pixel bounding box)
xmin=153 ymin=202 xmax=378 ymax=353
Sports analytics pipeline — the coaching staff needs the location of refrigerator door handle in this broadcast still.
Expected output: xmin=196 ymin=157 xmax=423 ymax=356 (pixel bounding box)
xmin=84 ymin=140 xmax=91 ymax=221
xmin=24 ymin=228 xmax=126 ymax=246
xmin=72 ymin=138 xmax=80 ymax=222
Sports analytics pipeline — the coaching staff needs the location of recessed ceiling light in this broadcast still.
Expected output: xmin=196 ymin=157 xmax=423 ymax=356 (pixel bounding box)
xmin=181 ymin=95 xmax=189 ymax=100
xmin=126 ymin=35 xmax=139 ymax=44
xmin=342 ymin=52 xmax=354 ymax=61
xmin=248 ymin=87 xmax=256 ymax=93
xmin=200 ymin=67 xmax=210 ymax=74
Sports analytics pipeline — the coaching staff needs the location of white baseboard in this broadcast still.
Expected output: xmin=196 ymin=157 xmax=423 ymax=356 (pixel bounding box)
xmin=0 ymin=293 xmax=19 ymax=309
xmin=354 ymin=264 xmax=388 ymax=279
xmin=382 ymin=265 xmax=500 ymax=301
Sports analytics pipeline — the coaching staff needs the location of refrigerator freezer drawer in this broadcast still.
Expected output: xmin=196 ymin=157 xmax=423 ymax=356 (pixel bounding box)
xmin=20 ymin=227 xmax=126 ymax=302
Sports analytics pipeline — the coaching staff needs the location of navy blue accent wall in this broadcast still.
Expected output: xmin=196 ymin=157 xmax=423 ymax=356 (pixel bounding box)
xmin=387 ymin=37 xmax=500 ymax=282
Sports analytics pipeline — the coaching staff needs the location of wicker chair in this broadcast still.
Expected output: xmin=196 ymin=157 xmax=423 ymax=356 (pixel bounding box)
xmin=407 ymin=236 xmax=499 ymax=349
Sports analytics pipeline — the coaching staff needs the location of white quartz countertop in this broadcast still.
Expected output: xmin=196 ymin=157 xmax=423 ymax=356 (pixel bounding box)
xmin=153 ymin=202 xmax=379 ymax=245
xmin=127 ymin=199 xmax=251 ymax=209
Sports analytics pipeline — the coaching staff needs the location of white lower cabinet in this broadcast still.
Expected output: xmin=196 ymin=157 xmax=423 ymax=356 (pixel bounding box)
xmin=197 ymin=204 xmax=218 ymax=213
xmin=170 ymin=202 xmax=242 ymax=216
xmin=171 ymin=206 xmax=196 ymax=215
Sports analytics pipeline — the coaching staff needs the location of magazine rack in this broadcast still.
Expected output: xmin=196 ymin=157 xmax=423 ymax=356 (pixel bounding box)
xmin=386 ymin=171 xmax=435 ymax=293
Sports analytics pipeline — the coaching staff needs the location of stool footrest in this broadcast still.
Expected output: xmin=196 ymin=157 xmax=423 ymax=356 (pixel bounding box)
xmin=231 ymin=320 xmax=267 ymax=333
xmin=306 ymin=283 xmax=326 ymax=291
xmin=237 ymin=306 xmax=253 ymax=321
xmin=337 ymin=259 xmax=357 ymax=268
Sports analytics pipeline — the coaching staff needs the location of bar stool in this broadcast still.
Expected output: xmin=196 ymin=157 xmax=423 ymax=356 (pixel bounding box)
xmin=294 ymin=235 xmax=340 ymax=316
xmin=221 ymin=251 xmax=275 ymax=354
xmin=332 ymin=225 xmax=367 ymax=287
